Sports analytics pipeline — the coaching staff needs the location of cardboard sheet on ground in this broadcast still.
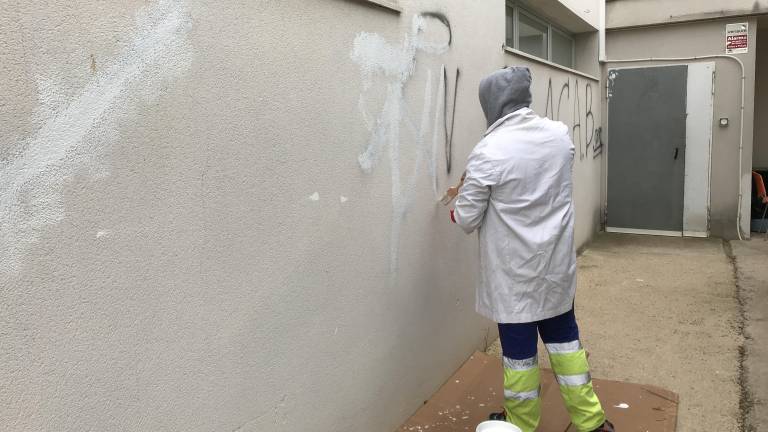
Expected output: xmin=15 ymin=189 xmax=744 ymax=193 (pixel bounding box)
xmin=398 ymin=352 xmax=678 ymax=432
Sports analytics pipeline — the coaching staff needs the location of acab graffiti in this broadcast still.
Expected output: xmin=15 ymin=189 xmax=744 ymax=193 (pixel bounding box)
xmin=542 ymin=77 xmax=602 ymax=159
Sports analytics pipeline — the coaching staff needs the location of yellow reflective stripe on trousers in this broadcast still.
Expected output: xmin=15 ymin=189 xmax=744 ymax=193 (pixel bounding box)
xmin=503 ymin=355 xmax=538 ymax=371
xmin=545 ymin=340 xmax=582 ymax=354
xmin=548 ymin=350 xmax=590 ymax=376
xmin=547 ymin=343 xmax=606 ymax=432
xmin=558 ymin=383 xmax=606 ymax=432
xmin=504 ymin=388 xmax=540 ymax=400
xmin=556 ymin=372 xmax=592 ymax=386
xmin=503 ymin=361 xmax=540 ymax=394
xmin=504 ymin=398 xmax=540 ymax=432
xmin=502 ymin=356 xmax=541 ymax=432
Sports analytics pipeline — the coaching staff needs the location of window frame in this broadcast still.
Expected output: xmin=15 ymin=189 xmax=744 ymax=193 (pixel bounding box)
xmin=506 ymin=1 xmax=576 ymax=69
xmin=550 ymin=26 xmax=575 ymax=69
xmin=516 ymin=8 xmax=550 ymax=61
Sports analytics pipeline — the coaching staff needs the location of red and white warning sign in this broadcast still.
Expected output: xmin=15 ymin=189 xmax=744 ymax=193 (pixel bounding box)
xmin=726 ymin=23 xmax=748 ymax=54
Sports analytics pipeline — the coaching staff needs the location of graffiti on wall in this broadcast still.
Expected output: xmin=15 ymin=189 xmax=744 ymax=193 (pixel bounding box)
xmin=0 ymin=0 xmax=192 ymax=275
xmin=351 ymin=12 xmax=455 ymax=276
xmin=444 ymin=67 xmax=460 ymax=174
xmin=350 ymin=13 xmax=604 ymax=275
xmin=542 ymin=76 xmax=601 ymax=159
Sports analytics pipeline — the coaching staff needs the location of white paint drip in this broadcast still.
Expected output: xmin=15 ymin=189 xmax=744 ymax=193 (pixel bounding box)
xmin=607 ymin=70 xmax=619 ymax=100
xmin=429 ymin=65 xmax=446 ymax=197
xmin=0 ymin=0 xmax=192 ymax=274
xmin=351 ymin=14 xmax=449 ymax=275
xmin=309 ymin=192 xmax=320 ymax=201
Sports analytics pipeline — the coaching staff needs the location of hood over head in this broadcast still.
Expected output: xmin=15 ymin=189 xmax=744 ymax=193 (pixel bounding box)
xmin=478 ymin=67 xmax=532 ymax=128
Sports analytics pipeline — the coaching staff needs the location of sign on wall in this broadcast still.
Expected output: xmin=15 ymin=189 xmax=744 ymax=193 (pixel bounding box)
xmin=726 ymin=23 xmax=749 ymax=54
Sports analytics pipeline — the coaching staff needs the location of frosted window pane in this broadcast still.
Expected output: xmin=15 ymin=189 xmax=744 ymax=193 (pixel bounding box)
xmin=506 ymin=6 xmax=515 ymax=47
xmin=518 ymin=12 xmax=547 ymax=59
xmin=552 ymin=30 xmax=573 ymax=68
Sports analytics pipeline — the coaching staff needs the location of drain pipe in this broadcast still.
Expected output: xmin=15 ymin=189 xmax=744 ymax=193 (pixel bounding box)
xmin=599 ymin=0 xmax=606 ymax=62
xmin=601 ymin=55 xmax=746 ymax=240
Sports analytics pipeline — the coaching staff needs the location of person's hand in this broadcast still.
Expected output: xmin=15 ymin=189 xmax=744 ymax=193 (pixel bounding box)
xmin=445 ymin=186 xmax=460 ymax=200
xmin=440 ymin=171 xmax=468 ymax=206
xmin=451 ymin=172 xmax=467 ymax=195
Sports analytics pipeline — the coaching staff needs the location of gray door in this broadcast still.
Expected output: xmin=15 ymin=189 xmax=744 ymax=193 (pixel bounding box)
xmin=607 ymin=66 xmax=688 ymax=234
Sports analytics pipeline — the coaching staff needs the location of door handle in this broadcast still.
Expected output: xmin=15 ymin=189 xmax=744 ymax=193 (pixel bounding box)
xmin=674 ymin=148 xmax=679 ymax=160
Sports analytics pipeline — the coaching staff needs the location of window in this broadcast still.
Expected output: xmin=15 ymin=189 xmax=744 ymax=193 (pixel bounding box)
xmin=505 ymin=4 xmax=515 ymax=47
xmin=518 ymin=11 xmax=548 ymax=60
xmin=505 ymin=3 xmax=575 ymax=69
xmin=551 ymin=28 xmax=574 ymax=68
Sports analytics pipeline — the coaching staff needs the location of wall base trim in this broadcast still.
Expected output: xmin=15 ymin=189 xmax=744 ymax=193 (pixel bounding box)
xmin=606 ymin=227 xmax=683 ymax=237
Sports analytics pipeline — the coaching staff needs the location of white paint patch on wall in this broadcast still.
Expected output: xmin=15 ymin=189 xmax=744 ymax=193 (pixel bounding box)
xmin=95 ymin=230 xmax=112 ymax=239
xmin=0 ymin=0 xmax=192 ymax=274
xmin=351 ymin=14 xmax=449 ymax=275
xmin=430 ymin=65 xmax=447 ymax=197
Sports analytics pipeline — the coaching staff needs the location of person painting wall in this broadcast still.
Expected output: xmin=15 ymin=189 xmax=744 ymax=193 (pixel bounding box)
xmin=447 ymin=67 xmax=614 ymax=432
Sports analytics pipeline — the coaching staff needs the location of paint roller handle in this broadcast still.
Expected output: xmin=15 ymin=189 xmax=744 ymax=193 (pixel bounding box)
xmin=440 ymin=171 xmax=467 ymax=206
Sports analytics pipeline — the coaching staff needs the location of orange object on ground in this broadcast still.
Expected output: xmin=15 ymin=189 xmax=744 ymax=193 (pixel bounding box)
xmin=753 ymin=171 xmax=768 ymax=204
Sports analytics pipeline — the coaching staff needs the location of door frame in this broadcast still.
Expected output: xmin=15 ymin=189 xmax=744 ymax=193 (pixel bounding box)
xmin=605 ymin=63 xmax=715 ymax=237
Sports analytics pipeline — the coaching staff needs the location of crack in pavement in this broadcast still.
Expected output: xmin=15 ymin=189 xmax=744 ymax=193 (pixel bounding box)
xmin=723 ymin=240 xmax=756 ymax=432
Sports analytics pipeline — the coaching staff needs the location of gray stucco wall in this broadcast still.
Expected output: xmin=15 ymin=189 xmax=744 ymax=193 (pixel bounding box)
xmin=607 ymin=0 xmax=768 ymax=29
xmin=0 ymin=0 xmax=602 ymax=431
xmin=605 ymin=18 xmax=757 ymax=239
xmin=754 ymin=28 xmax=768 ymax=169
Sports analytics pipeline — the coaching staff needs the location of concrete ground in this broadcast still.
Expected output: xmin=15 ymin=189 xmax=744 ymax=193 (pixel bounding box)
xmin=732 ymin=239 xmax=768 ymax=432
xmin=487 ymin=233 xmax=760 ymax=431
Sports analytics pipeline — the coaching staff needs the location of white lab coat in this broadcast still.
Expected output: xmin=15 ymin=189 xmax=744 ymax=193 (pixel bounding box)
xmin=454 ymin=108 xmax=576 ymax=324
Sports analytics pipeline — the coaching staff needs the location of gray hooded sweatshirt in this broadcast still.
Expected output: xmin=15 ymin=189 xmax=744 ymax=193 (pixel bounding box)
xmin=478 ymin=67 xmax=532 ymax=127
xmin=453 ymin=67 xmax=577 ymax=324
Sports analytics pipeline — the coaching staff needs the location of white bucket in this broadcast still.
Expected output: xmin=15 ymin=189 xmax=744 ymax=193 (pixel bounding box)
xmin=475 ymin=420 xmax=523 ymax=432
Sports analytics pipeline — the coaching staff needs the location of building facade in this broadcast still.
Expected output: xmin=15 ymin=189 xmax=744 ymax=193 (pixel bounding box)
xmin=604 ymin=0 xmax=767 ymax=239
xmin=0 ymin=1 xmax=604 ymax=431
xmin=4 ymin=0 xmax=767 ymax=430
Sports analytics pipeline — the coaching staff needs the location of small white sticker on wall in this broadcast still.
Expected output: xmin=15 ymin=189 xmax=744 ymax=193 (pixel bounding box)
xmin=726 ymin=23 xmax=748 ymax=54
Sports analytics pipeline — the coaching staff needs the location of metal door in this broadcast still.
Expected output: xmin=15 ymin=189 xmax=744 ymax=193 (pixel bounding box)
xmin=607 ymin=66 xmax=688 ymax=235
